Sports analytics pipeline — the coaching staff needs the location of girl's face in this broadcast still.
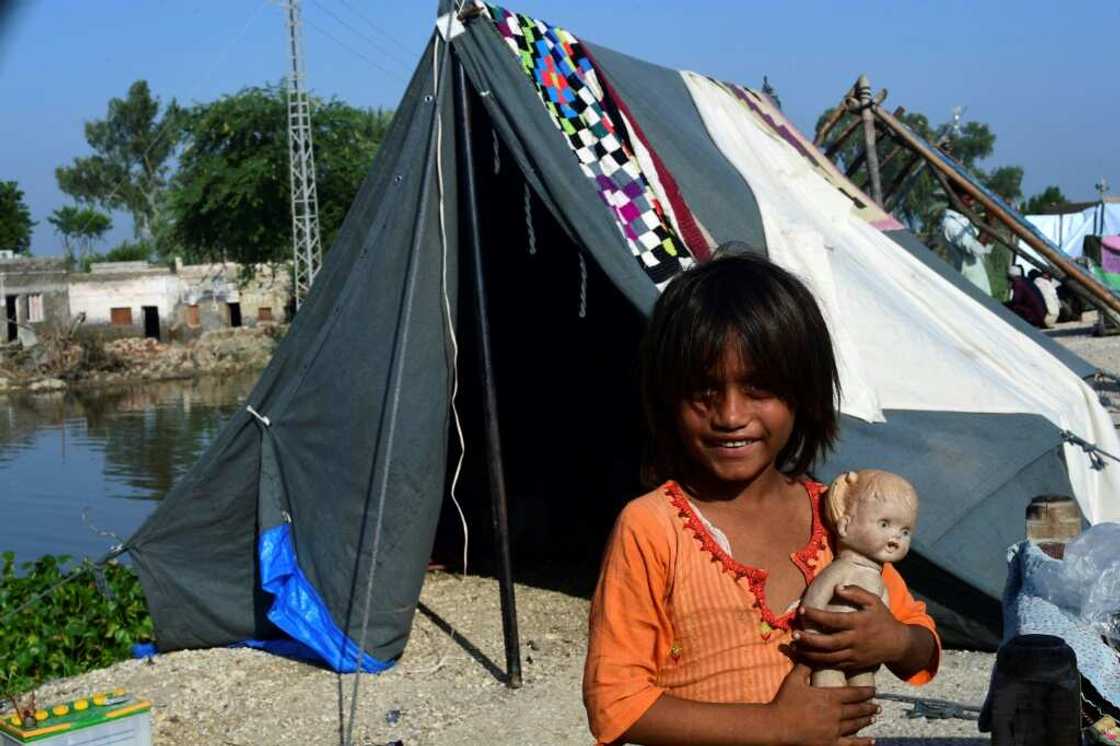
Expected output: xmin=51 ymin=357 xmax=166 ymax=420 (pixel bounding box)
xmin=677 ymin=342 xmax=795 ymax=489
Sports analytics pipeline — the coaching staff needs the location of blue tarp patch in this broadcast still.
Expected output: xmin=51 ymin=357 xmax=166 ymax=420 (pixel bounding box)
xmin=256 ymin=523 xmax=392 ymax=673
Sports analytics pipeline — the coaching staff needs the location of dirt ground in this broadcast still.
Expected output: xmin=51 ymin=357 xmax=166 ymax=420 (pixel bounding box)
xmin=11 ymin=314 xmax=1116 ymax=745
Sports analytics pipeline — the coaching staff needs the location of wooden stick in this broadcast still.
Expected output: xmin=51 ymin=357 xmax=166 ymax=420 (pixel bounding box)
xmin=872 ymin=104 xmax=1120 ymax=316
xmin=824 ymin=116 xmax=862 ymax=160
xmin=814 ymin=86 xmax=855 ymax=146
xmin=883 ymin=153 xmax=924 ymax=210
xmin=856 ymin=75 xmax=884 ymax=205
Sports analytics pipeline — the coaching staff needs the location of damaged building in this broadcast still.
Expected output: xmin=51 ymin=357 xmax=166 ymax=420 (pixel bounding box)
xmin=0 ymin=255 xmax=291 ymax=345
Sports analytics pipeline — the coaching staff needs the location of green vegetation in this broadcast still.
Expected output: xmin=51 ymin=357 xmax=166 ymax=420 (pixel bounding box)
xmin=1023 ymin=185 xmax=1071 ymax=215
xmin=53 ymin=79 xmax=394 ymax=272
xmin=56 ymin=81 xmax=183 ymax=248
xmin=168 ymin=84 xmax=392 ymax=267
xmin=0 ymin=553 xmax=152 ymax=695
xmin=47 ymin=205 xmax=113 ymax=268
xmin=0 ymin=181 xmax=36 ymax=255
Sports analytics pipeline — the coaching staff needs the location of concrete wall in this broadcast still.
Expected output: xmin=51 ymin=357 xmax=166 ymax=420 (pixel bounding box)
xmin=69 ymin=268 xmax=180 ymax=339
xmin=1 ymin=258 xmax=291 ymax=343
xmin=0 ymin=257 xmax=70 ymax=344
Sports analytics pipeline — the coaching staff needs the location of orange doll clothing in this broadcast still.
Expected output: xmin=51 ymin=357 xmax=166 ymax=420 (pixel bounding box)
xmin=583 ymin=480 xmax=940 ymax=745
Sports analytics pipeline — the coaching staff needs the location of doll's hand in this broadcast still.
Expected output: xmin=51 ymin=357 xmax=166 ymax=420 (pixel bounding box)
xmin=793 ymin=585 xmax=909 ymax=671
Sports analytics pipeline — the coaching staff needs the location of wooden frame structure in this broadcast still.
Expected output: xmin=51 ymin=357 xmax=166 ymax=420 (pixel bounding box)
xmin=814 ymin=76 xmax=1120 ymax=318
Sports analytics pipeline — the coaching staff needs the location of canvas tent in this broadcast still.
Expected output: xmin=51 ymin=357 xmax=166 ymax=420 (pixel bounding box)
xmin=124 ymin=1 xmax=1120 ymax=677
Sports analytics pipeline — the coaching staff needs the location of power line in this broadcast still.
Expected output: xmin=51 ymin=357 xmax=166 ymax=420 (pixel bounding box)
xmin=306 ymin=0 xmax=414 ymax=74
xmin=333 ymin=0 xmax=418 ymax=60
xmin=302 ymin=14 xmax=408 ymax=82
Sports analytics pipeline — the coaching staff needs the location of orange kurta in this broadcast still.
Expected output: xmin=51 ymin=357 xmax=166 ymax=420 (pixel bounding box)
xmin=583 ymin=481 xmax=940 ymax=745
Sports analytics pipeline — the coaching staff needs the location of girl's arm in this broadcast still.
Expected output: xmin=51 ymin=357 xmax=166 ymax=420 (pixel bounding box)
xmin=622 ymin=663 xmax=877 ymax=746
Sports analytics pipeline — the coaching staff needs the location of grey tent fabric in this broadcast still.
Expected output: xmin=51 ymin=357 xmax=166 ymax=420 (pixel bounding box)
xmin=584 ymin=42 xmax=767 ymax=254
xmin=451 ymin=14 xmax=662 ymax=315
xmin=124 ymin=4 xmax=1105 ymax=663
xmin=129 ymin=37 xmax=458 ymax=662
xmin=820 ymin=409 xmax=1075 ymax=648
xmin=886 ymin=229 xmax=1095 ymax=378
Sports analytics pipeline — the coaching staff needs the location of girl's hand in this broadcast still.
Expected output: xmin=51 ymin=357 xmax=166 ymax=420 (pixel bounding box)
xmin=770 ymin=662 xmax=878 ymax=745
xmin=793 ymin=585 xmax=909 ymax=671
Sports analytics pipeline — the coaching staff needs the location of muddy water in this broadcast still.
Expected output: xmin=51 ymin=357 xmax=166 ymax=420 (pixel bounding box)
xmin=0 ymin=374 xmax=258 ymax=563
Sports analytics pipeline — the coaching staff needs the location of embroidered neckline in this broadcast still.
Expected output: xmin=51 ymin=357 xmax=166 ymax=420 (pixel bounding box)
xmin=665 ymin=480 xmax=828 ymax=631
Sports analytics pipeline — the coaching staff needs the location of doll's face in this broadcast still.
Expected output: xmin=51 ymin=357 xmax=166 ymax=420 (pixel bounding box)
xmin=837 ymin=493 xmax=916 ymax=564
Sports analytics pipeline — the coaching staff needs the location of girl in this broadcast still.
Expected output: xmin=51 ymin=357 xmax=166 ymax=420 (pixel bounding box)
xmin=583 ymin=252 xmax=939 ymax=746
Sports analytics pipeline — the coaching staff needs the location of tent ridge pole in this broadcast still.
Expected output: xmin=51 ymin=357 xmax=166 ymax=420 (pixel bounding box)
xmin=454 ymin=53 xmax=524 ymax=690
xmin=871 ymin=103 xmax=1120 ymax=317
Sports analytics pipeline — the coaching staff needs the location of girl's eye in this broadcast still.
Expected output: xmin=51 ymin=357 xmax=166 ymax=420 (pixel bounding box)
xmin=901 ymin=529 xmax=911 ymax=537
xmin=741 ymin=383 xmax=772 ymax=399
xmin=878 ymin=519 xmax=890 ymax=529
xmin=690 ymin=388 xmax=717 ymax=404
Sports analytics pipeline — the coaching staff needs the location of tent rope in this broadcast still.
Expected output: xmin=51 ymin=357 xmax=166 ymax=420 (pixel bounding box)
xmin=0 ymin=546 xmax=126 ymax=627
xmin=1060 ymin=429 xmax=1120 ymax=471
xmin=343 ymin=15 xmax=455 ymax=746
xmin=523 ymin=181 xmax=536 ymax=255
xmin=492 ymin=127 xmax=501 ymax=174
xmin=578 ymin=251 xmax=588 ymax=318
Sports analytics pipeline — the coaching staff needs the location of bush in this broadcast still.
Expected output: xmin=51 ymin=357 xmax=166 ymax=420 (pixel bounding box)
xmin=0 ymin=553 xmax=152 ymax=695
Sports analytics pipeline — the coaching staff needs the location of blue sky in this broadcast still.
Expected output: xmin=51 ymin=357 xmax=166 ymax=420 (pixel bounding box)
xmin=3 ymin=1 xmax=1118 ymax=256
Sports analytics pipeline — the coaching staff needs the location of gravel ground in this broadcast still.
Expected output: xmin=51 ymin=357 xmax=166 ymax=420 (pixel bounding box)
xmin=15 ymin=572 xmax=993 ymax=746
xmin=14 ymin=316 xmax=1117 ymax=745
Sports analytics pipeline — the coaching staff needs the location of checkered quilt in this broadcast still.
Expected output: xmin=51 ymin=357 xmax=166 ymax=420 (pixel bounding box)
xmin=486 ymin=4 xmax=693 ymax=287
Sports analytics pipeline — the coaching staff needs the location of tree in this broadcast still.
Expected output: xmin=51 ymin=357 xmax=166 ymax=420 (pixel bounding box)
xmin=167 ymin=84 xmax=392 ymax=267
xmin=0 ymin=181 xmax=35 ymax=254
xmin=47 ymin=205 xmax=112 ymax=267
xmin=1023 ymin=186 xmax=1070 ymax=215
xmin=55 ymin=80 xmax=183 ymax=244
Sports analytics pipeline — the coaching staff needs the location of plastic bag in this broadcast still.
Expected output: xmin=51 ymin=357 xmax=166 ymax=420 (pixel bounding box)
xmin=1032 ymin=523 xmax=1120 ymax=645
xmin=1063 ymin=522 xmax=1120 ymax=645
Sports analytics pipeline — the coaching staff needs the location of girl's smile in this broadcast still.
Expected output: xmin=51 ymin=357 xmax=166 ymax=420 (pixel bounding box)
xmin=677 ymin=344 xmax=795 ymax=492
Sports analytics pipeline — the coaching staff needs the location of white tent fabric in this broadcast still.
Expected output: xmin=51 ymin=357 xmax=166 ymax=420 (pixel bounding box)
xmin=681 ymin=72 xmax=1120 ymax=525
xmin=1025 ymin=203 xmax=1120 ymax=258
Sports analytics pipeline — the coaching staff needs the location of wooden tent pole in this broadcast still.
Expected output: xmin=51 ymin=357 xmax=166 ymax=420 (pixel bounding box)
xmin=856 ymin=75 xmax=884 ymax=205
xmin=824 ymin=116 xmax=862 ymax=160
xmin=872 ymin=104 xmax=1120 ymax=316
xmin=883 ymin=154 xmax=923 ymax=209
xmin=814 ymin=86 xmax=855 ymax=146
xmin=455 ymin=57 xmax=524 ymax=689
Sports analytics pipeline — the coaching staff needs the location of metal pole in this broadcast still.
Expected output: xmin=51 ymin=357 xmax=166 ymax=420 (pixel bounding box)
xmin=455 ymin=56 xmax=523 ymax=689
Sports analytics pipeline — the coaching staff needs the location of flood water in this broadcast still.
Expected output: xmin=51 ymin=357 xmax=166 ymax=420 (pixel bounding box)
xmin=0 ymin=374 xmax=259 ymax=564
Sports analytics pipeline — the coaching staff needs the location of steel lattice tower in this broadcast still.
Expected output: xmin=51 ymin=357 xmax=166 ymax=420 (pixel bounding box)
xmin=285 ymin=0 xmax=322 ymax=308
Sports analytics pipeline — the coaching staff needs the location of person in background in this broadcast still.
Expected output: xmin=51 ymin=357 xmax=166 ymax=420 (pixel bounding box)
xmin=1028 ymin=269 xmax=1061 ymax=328
xmin=1005 ymin=266 xmax=1047 ymax=328
xmin=940 ymin=194 xmax=993 ymax=296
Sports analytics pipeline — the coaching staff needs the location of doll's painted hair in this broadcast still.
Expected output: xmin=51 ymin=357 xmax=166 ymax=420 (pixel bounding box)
xmin=640 ymin=250 xmax=840 ymax=485
xmin=825 ymin=469 xmax=919 ymax=528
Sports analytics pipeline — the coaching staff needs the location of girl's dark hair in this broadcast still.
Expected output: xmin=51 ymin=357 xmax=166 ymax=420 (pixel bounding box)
xmin=640 ymin=251 xmax=840 ymax=484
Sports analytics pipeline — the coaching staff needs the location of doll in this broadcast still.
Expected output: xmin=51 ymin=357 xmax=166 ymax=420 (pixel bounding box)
xmin=803 ymin=469 xmax=919 ymax=688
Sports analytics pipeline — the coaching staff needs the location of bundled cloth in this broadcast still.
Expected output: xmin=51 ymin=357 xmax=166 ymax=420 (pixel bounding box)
xmin=1002 ymin=528 xmax=1120 ymax=710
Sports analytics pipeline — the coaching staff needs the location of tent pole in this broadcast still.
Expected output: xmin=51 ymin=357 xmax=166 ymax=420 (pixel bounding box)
xmin=871 ymin=103 xmax=1120 ymax=317
xmin=856 ymin=74 xmax=884 ymax=206
xmin=454 ymin=55 xmax=524 ymax=690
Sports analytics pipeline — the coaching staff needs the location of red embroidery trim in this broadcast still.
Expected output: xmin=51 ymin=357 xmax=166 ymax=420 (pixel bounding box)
xmin=665 ymin=480 xmax=828 ymax=631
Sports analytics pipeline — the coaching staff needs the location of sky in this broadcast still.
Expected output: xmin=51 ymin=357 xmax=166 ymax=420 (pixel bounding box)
xmin=3 ymin=0 xmax=1118 ymax=256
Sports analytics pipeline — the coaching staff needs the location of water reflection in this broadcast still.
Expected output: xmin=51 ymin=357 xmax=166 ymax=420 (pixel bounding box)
xmin=0 ymin=374 xmax=258 ymax=562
